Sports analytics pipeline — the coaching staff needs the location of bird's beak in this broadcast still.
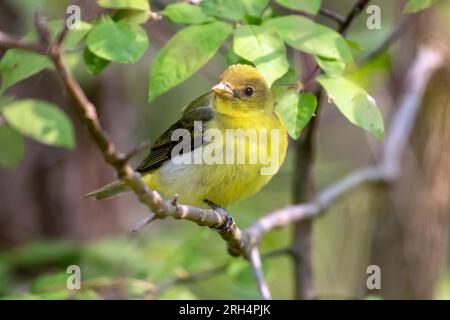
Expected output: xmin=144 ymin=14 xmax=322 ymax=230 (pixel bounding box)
xmin=212 ymin=82 xmax=235 ymax=99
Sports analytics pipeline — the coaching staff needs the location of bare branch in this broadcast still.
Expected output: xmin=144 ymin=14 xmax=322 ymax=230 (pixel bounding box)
xmin=0 ymin=5 xmax=445 ymax=301
xmin=246 ymin=247 xmax=272 ymax=300
xmin=318 ymin=7 xmax=346 ymax=24
xmin=381 ymin=46 xmax=446 ymax=179
xmin=0 ymin=21 xmax=244 ymax=254
xmin=338 ymin=0 xmax=371 ymax=34
xmin=0 ymin=31 xmax=46 ymax=54
xmin=34 ymin=11 xmax=52 ymax=46
xmin=131 ymin=213 xmax=157 ymax=233
xmin=293 ymin=0 xmax=373 ymax=299
xmin=54 ymin=23 xmax=69 ymax=48
xmin=118 ymin=140 xmax=151 ymax=164
xmin=247 ymin=44 xmax=446 ymax=244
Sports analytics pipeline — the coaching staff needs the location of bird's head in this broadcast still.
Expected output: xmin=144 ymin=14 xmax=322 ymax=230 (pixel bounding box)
xmin=212 ymin=64 xmax=273 ymax=116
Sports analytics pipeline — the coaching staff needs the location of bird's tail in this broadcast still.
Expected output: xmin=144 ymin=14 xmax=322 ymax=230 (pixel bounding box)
xmin=83 ymin=180 xmax=130 ymax=200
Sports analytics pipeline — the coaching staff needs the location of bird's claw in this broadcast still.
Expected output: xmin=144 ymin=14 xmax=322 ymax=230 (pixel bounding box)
xmin=204 ymin=199 xmax=234 ymax=234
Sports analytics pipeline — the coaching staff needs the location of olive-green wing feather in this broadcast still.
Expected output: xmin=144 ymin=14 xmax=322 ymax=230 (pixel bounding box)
xmin=136 ymin=93 xmax=215 ymax=173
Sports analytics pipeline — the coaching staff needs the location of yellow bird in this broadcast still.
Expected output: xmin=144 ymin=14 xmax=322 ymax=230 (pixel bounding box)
xmin=86 ymin=64 xmax=288 ymax=210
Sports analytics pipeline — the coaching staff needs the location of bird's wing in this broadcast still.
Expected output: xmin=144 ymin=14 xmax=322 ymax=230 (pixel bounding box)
xmin=135 ymin=92 xmax=215 ymax=173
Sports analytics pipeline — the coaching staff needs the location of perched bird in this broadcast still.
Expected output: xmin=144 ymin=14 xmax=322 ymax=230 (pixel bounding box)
xmin=85 ymin=64 xmax=288 ymax=209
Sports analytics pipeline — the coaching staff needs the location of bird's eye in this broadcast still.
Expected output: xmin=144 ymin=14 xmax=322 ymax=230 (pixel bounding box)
xmin=243 ymin=86 xmax=254 ymax=97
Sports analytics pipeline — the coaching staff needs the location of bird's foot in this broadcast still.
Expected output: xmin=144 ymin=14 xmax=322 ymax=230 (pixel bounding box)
xmin=204 ymin=199 xmax=234 ymax=234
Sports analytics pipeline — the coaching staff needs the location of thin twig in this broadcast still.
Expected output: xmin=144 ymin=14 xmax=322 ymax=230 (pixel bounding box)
xmin=119 ymin=140 xmax=151 ymax=164
xmin=246 ymin=247 xmax=272 ymax=300
xmin=293 ymin=0 xmax=373 ymax=299
xmin=131 ymin=213 xmax=157 ymax=233
xmin=54 ymin=21 xmax=69 ymax=47
xmin=0 ymin=31 xmax=46 ymax=54
xmin=0 ymin=6 xmax=445 ymax=301
xmin=248 ymin=44 xmax=445 ymax=243
xmin=319 ymin=7 xmax=346 ymax=24
xmin=0 ymin=18 xmax=244 ymax=254
xmin=34 ymin=11 xmax=51 ymax=46
xmin=338 ymin=0 xmax=372 ymax=34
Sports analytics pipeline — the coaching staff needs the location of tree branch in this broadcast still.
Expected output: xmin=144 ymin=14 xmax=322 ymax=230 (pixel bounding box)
xmin=318 ymin=7 xmax=346 ymax=24
xmin=0 ymin=19 xmax=245 ymax=256
xmin=293 ymin=0 xmax=373 ymax=299
xmin=338 ymin=0 xmax=371 ymax=34
xmin=246 ymin=247 xmax=272 ymax=300
xmin=0 ymin=31 xmax=46 ymax=54
xmin=247 ymin=44 xmax=445 ymax=247
xmin=0 ymin=5 xmax=444 ymax=300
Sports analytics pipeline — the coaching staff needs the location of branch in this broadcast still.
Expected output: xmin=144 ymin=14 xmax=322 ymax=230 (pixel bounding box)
xmin=0 ymin=31 xmax=46 ymax=54
xmin=246 ymin=247 xmax=272 ymax=300
xmin=318 ymin=7 xmax=346 ymax=24
xmin=0 ymin=18 xmax=244 ymax=255
xmin=293 ymin=0 xmax=373 ymax=299
xmin=338 ymin=0 xmax=371 ymax=34
xmin=246 ymin=44 xmax=446 ymax=245
xmin=0 ymin=6 xmax=444 ymax=301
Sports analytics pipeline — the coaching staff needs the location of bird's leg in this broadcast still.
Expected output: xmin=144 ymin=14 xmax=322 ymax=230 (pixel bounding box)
xmin=204 ymin=199 xmax=234 ymax=234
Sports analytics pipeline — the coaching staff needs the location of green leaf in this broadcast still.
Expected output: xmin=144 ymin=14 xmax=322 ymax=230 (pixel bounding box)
xmin=273 ymin=87 xmax=317 ymax=139
xmin=2 ymin=100 xmax=75 ymax=148
xmin=87 ymin=18 xmax=149 ymax=64
xmin=403 ymin=0 xmax=440 ymax=13
xmin=200 ymin=0 xmax=246 ymax=21
xmin=263 ymin=15 xmax=353 ymax=62
xmin=83 ymin=48 xmax=110 ymax=75
xmin=0 ymin=59 xmax=46 ymax=94
xmin=149 ymin=22 xmax=232 ymax=101
xmin=62 ymin=21 xmax=92 ymax=47
xmin=317 ymin=75 xmax=384 ymax=139
xmin=163 ymin=3 xmax=214 ymax=24
xmin=273 ymin=67 xmax=298 ymax=86
xmin=113 ymin=9 xmax=152 ymax=25
xmin=233 ymin=25 xmax=289 ymax=86
xmin=242 ymin=0 xmax=270 ymax=17
xmin=0 ymin=21 xmax=91 ymax=92
xmin=275 ymin=0 xmax=322 ymax=14
xmin=226 ymin=46 xmax=252 ymax=66
xmin=0 ymin=124 xmax=24 ymax=170
xmin=346 ymin=39 xmax=364 ymax=53
xmin=298 ymin=93 xmax=318 ymax=131
xmin=0 ymin=52 xmax=49 ymax=93
xmin=315 ymin=55 xmax=346 ymax=76
xmin=97 ymin=0 xmax=150 ymax=11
